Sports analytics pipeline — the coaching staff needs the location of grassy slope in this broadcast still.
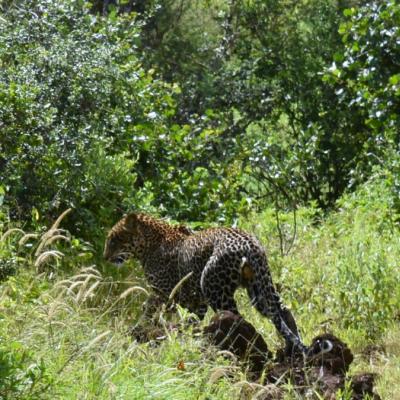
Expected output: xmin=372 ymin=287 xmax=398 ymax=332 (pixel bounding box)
xmin=1 ymin=176 xmax=400 ymax=399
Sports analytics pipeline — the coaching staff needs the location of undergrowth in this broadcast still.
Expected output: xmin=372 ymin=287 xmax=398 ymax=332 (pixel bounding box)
xmin=1 ymin=175 xmax=400 ymax=399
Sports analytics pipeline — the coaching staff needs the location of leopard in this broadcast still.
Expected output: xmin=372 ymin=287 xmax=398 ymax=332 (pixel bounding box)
xmin=104 ymin=212 xmax=307 ymax=353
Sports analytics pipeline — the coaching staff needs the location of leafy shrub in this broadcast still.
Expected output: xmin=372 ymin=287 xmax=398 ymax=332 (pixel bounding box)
xmin=0 ymin=340 xmax=50 ymax=400
xmin=205 ymin=0 xmax=363 ymax=209
xmin=0 ymin=0 xmax=165 ymax=226
xmin=313 ymin=177 xmax=399 ymax=337
xmin=242 ymin=173 xmax=400 ymax=339
xmin=0 ymin=0 xmax=252 ymax=237
xmin=324 ymin=0 xmax=400 ymax=186
xmin=329 ymin=0 xmax=400 ymax=135
xmin=0 ymin=257 xmax=18 ymax=282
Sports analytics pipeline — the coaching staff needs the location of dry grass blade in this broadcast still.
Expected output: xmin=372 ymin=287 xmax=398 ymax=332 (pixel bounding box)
xmin=96 ymin=285 xmax=149 ymax=322
xmin=255 ymin=384 xmax=283 ymax=397
xmin=34 ymin=250 xmax=64 ymax=268
xmin=236 ymin=382 xmax=282 ymax=400
xmin=76 ymin=275 xmax=101 ymax=302
xmin=84 ymin=331 xmax=111 ymax=351
xmin=54 ymin=279 xmax=74 ymax=288
xmin=48 ymin=299 xmax=75 ymax=319
xmin=18 ymin=233 xmax=39 ymax=246
xmin=208 ymin=367 xmax=237 ymax=384
xmin=82 ymin=281 xmax=101 ymax=302
xmin=50 ymin=208 xmax=72 ymax=231
xmin=69 ymin=273 xmax=101 ymax=282
xmin=45 ymin=234 xmax=70 ymax=246
xmin=234 ymin=381 xmax=266 ymax=392
xmin=216 ymin=350 xmax=237 ymax=361
xmin=59 ymin=271 xmax=102 ymax=300
xmin=80 ymin=266 xmax=102 ymax=277
xmin=34 ymin=208 xmax=72 ymax=257
xmin=119 ymin=286 xmax=149 ymax=299
xmin=1 ymin=228 xmax=25 ymax=242
xmin=168 ymin=271 xmax=193 ymax=301
xmin=35 ymin=229 xmax=68 ymax=256
xmin=66 ymin=281 xmax=85 ymax=296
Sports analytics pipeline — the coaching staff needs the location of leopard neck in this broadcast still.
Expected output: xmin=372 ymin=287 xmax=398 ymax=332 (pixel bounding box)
xmin=136 ymin=214 xmax=189 ymax=255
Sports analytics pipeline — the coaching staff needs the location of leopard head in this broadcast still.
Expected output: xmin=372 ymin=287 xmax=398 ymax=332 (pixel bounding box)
xmin=104 ymin=213 xmax=145 ymax=266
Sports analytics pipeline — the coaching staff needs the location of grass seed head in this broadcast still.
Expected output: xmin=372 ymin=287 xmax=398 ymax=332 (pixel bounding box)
xmin=1 ymin=228 xmax=25 ymax=242
xmin=45 ymin=234 xmax=71 ymax=246
xmin=119 ymin=286 xmax=149 ymax=299
xmin=51 ymin=208 xmax=72 ymax=231
xmin=84 ymin=331 xmax=111 ymax=352
xmin=34 ymin=250 xmax=64 ymax=268
xmin=82 ymin=281 xmax=101 ymax=302
xmin=18 ymin=233 xmax=39 ymax=246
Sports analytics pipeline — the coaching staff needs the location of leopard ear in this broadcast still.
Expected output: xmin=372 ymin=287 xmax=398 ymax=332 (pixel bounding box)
xmin=177 ymin=225 xmax=194 ymax=235
xmin=124 ymin=213 xmax=138 ymax=232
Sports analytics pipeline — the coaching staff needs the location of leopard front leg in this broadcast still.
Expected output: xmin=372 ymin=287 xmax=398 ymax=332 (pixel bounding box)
xmin=142 ymin=292 xmax=167 ymax=322
xmin=128 ymin=292 xmax=167 ymax=340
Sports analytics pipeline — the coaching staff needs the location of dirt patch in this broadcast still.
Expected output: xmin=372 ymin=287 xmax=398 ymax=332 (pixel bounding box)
xmin=204 ymin=311 xmax=381 ymax=399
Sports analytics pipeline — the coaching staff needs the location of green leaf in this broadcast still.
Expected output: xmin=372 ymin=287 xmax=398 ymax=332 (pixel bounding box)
xmin=389 ymin=74 xmax=400 ymax=85
xmin=343 ymin=8 xmax=355 ymax=17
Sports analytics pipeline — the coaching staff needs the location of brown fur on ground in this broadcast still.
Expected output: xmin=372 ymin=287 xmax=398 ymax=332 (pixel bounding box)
xmin=204 ymin=312 xmax=380 ymax=399
xmin=204 ymin=311 xmax=273 ymax=380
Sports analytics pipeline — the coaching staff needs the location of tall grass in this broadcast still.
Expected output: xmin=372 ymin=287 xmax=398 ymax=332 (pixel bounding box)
xmin=1 ymin=176 xmax=399 ymax=398
xmin=241 ymin=176 xmax=400 ymax=344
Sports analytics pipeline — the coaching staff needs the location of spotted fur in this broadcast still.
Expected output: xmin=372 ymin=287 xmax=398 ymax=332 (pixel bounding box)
xmin=104 ymin=213 xmax=306 ymax=352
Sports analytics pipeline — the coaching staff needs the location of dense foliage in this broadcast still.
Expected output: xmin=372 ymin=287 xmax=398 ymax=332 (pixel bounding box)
xmin=1 ymin=1 xmax=400 ymax=398
xmin=330 ymin=0 xmax=400 ymax=136
xmin=0 ymin=0 xmax=246 ymax=238
xmin=1 ymin=175 xmax=400 ymax=399
xmin=1 ymin=0 xmax=399 ymax=235
xmin=325 ymin=0 xmax=400 ymax=187
xmin=0 ymin=0 xmax=159 ymax=233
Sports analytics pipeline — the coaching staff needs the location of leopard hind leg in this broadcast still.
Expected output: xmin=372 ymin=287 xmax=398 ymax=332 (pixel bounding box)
xmin=244 ymin=256 xmax=306 ymax=353
xmin=200 ymin=255 xmax=240 ymax=314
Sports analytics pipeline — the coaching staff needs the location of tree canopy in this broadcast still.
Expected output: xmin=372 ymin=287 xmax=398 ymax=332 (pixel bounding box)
xmin=1 ymin=0 xmax=399 ymax=237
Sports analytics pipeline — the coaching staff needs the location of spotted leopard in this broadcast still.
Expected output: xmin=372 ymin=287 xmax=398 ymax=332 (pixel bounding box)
xmin=104 ymin=213 xmax=306 ymax=352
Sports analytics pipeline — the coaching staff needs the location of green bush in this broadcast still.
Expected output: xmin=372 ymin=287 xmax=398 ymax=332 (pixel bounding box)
xmin=0 ymin=340 xmax=50 ymax=400
xmin=329 ymin=0 xmax=400 ymax=135
xmin=299 ymin=176 xmax=399 ymax=338
xmin=324 ymin=0 xmax=400 ymax=185
xmin=0 ymin=0 xmax=252 ymax=236
xmin=241 ymin=172 xmax=400 ymax=339
xmin=0 ymin=0 xmax=167 ymax=227
xmin=0 ymin=228 xmax=23 ymax=281
xmin=203 ymin=0 xmax=362 ymax=209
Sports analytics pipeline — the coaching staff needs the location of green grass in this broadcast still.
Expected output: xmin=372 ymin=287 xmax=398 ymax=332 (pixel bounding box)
xmin=1 ymin=176 xmax=400 ymax=399
xmin=0 ymin=267 xmax=242 ymax=400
